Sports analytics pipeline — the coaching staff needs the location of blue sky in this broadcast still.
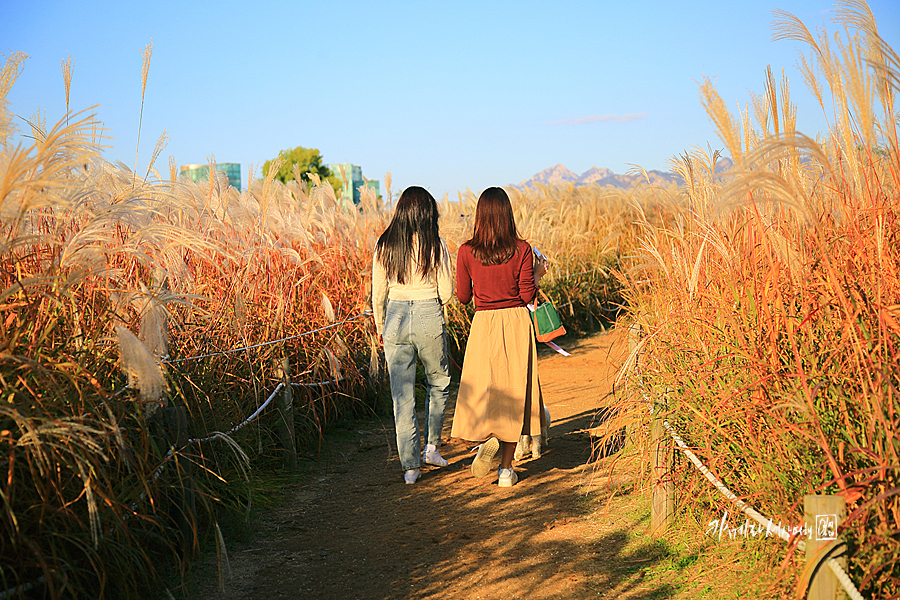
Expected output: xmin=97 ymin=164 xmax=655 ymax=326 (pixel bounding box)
xmin=3 ymin=1 xmax=898 ymax=199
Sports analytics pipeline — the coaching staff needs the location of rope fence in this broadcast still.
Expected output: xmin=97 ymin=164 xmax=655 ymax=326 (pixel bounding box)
xmin=161 ymin=311 xmax=371 ymax=365
xmin=292 ymin=378 xmax=343 ymax=388
xmin=187 ymin=382 xmax=284 ymax=444
xmin=126 ymin=311 xmax=367 ymax=516
xmin=662 ymin=420 xmax=796 ymax=546
xmin=662 ymin=419 xmax=864 ymax=600
xmin=629 ymin=328 xmax=864 ymax=600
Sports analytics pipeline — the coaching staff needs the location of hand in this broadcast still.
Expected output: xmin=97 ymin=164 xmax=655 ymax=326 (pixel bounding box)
xmin=372 ymin=319 xmax=383 ymax=346
xmin=534 ymin=258 xmax=549 ymax=285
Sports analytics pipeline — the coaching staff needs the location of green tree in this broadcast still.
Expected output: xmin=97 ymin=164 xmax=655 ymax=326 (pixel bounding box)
xmin=262 ymin=146 xmax=342 ymax=192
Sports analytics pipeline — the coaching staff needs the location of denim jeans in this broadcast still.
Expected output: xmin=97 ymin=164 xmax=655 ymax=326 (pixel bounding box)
xmin=383 ymin=298 xmax=451 ymax=470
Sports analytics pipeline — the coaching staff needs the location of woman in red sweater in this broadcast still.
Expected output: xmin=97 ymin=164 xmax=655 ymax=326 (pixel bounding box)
xmin=450 ymin=187 xmax=546 ymax=487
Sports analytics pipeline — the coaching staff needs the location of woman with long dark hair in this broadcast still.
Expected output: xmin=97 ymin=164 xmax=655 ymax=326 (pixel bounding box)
xmin=450 ymin=186 xmax=547 ymax=487
xmin=373 ymin=186 xmax=453 ymax=484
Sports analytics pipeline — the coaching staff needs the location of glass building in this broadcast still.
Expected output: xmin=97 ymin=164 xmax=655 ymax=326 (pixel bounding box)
xmin=329 ymin=163 xmax=379 ymax=206
xmin=180 ymin=163 xmax=242 ymax=190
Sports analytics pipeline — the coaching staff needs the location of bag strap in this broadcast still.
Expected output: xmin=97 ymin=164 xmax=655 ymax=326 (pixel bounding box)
xmin=538 ymin=288 xmax=552 ymax=305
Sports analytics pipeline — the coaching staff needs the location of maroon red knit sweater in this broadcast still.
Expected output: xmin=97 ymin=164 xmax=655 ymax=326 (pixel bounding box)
xmin=456 ymin=239 xmax=536 ymax=311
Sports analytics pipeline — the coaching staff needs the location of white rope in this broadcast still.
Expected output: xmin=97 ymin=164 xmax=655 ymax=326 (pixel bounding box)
xmin=130 ymin=382 xmax=284 ymax=511
xmin=163 ymin=311 xmax=371 ymax=364
xmin=144 ymin=375 xmax=341 ymax=487
xmin=188 ymin=383 xmax=283 ymax=444
xmin=121 ymin=313 xmax=365 ymax=521
xmin=826 ymin=558 xmax=865 ymax=600
xmin=662 ymin=421 xmax=793 ymax=544
xmin=292 ymin=378 xmax=343 ymax=388
xmin=186 ymin=377 xmax=344 ymax=445
xmin=664 ymin=420 xmax=865 ymax=600
xmin=632 ymin=329 xmax=864 ymax=600
xmin=131 ymin=445 xmax=175 ymax=511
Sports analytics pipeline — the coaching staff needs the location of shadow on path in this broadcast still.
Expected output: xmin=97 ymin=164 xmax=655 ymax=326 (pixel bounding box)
xmin=183 ymin=329 xmax=674 ymax=600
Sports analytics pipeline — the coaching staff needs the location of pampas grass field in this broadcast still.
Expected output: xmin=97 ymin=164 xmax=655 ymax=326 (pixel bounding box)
xmin=611 ymin=2 xmax=900 ymax=597
xmin=1 ymin=0 xmax=897 ymax=597
xmin=0 ymin=46 xmax=636 ymax=596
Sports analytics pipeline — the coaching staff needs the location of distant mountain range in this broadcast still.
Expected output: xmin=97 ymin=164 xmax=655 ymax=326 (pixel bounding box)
xmin=513 ymin=159 xmax=733 ymax=190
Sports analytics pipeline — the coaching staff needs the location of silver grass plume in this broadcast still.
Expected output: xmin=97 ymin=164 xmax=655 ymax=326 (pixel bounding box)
xmin=143 ymin=129 xmax=169 ymax=183
xmin=139 ymin=295 xmax=169 ymax=359
xmin=332 ymin=333 xmax=349 ymax=359
xmin=215 ymin=521 xmax=231 ymax=592
xmin=133 ymin=39 xmax=153 ymax=190
xmin=321 ymin=292 xmax=335 ymax=323
xmin=115 ymin=325 xmax=167 ymax=410
xmin=28 ymin=108 xmax=46 ymax=143
xmin=76 ymin=462 xmax=101 ymax=548
xmin=323 ymin=348 xmax=342 ymax=381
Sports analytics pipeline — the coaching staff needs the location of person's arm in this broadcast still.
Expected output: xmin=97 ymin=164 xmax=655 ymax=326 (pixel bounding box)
xmin=456 ymin=246 xmax=473 ymax=305
xmin=437 ymin=239 xmax=453 ymax=305
xmin=372 ymin=251 xmax=388 ymax=336
xmin=517 ymin=242 xmax=537 ymax=305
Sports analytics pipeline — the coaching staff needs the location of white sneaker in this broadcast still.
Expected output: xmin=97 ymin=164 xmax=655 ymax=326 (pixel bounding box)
xmin=404 ymin=468 xmax=420 ymax=484
xmin=514 ymin=435 xmax=531 ymax=461
xmin=498 ymin=467 xmax=518 ymax=488
xmin=471 ymin=437 xmax=500 ymax=478
xmin=531 ymin=434 xmax=543 ymax=459
xmin=423 ymin=444 xmax=449 ymax=467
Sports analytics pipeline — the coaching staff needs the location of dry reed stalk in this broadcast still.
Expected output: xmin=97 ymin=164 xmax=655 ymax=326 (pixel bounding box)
xmin=133 ymin=39 xmax=152 ymax=189
xmin=0 ymin=52 xmax=27 ymax=144
xmin=61 ymin=55 xmax=73 ymax=126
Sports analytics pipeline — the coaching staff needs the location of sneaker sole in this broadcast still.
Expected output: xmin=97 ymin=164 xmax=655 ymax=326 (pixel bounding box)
xmin=471 ymin=437 xmax=500 ymax=478
xmin=498 ymin=472 xmax=518 ymax=487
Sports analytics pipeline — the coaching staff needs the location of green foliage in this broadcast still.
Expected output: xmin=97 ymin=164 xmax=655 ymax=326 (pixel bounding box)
xmin=262 ymin=146 xmax=343 ymax=192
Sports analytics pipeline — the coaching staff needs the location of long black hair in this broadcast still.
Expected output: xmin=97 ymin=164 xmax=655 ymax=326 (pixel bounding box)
xmin=375 ymin=186 xmax=442 ymax=283
xmin=463 ymin=186 xmax=522 ymax=265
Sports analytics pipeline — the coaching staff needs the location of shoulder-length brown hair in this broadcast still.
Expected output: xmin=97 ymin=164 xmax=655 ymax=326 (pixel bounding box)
xmin=463 ymin=187 xmax=522 ymax=265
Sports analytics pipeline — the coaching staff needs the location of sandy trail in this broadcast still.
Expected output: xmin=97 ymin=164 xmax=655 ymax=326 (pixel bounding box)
xmin=186 ymin=328 xmax=676 ymax=600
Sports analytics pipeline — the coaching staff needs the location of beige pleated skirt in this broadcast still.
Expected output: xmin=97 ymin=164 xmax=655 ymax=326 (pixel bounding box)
xmin=450 ymin=306 xmax=544 ymax=443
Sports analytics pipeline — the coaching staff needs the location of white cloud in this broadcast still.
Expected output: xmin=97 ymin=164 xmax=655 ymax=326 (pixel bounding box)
xmin=546 ymin=113 xmax=648 ymax=126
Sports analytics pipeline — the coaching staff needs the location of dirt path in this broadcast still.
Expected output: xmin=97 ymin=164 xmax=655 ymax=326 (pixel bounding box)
xmin=184 ymin=328 xmax=680 ymax=600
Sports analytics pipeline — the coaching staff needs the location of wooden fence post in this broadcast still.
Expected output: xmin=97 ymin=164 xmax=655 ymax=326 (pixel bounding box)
xmin=273 ymin=355 xmax=297 ymax=470
xmin=650 ymin=403 xmax=674 ymax=534
xmin=804 ymin=495 xmax=846 ymax=600
xmin=631 ymin=323 xmax=674 ymax=534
